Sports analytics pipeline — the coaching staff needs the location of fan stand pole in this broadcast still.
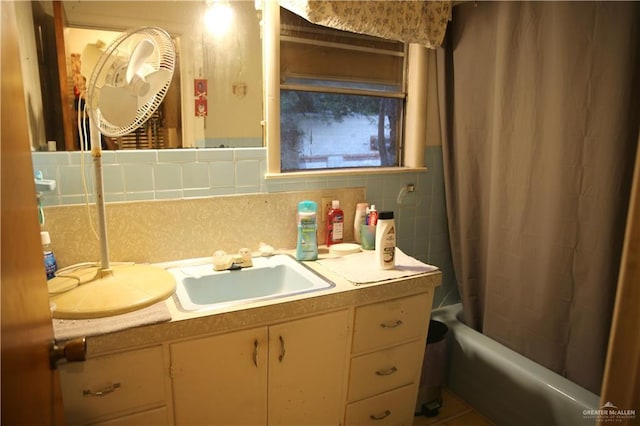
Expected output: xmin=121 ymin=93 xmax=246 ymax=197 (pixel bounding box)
xmin=89 ymin=117 xmax=112 ymax=276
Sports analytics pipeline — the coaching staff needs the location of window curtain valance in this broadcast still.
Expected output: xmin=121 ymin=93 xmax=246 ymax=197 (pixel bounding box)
xmin=278 ymin=0 xmax=452 ymax=48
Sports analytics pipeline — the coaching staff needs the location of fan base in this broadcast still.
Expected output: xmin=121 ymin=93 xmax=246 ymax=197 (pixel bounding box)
xmin=50 ymin=263 xmax=176 ymax=319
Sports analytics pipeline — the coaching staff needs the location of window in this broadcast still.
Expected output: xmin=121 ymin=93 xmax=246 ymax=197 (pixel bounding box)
xmin=280 ymin=8 xmax=404 ymax=171
xmin=263 ymin=2 xmax=427 ymax=175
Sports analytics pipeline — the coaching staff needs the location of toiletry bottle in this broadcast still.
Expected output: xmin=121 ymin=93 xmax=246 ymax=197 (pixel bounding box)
xmin=41 ymin=231 xmax=57 ymax=279
xmin=353 ymin=202 xmax=368 ymax=243
xmin=375 ymin=211 xmax=396 ymax=270
xmin=296 ymin=201 xmax=318 ymax=261
xmin=368 ymin=204 xmax=379 ymax=226
xmin=326 ymin=200 xmax=344 ymax=246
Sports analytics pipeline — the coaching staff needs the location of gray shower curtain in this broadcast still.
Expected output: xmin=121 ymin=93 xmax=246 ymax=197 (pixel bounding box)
xmin=441 ymin=1 xmax=640 ymax=394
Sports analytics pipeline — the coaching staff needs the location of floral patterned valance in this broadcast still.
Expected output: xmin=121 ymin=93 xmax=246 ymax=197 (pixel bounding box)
xmin=279 ymin=0 xmax=451 ymax=49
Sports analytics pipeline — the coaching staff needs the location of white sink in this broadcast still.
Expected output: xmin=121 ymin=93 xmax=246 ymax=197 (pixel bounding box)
xmin=168 ymin=254 xmax=334 ymax=311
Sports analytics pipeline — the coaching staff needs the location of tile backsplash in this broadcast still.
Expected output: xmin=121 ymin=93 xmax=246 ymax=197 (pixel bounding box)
xmin=34 ymin=146 xmax=458 ymax=307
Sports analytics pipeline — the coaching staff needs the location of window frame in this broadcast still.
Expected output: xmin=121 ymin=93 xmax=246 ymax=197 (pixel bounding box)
xmin=263 ymin=1 xmax=427 ymax=177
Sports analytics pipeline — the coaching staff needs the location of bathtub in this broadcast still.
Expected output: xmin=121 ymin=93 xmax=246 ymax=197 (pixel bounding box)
xmin=431 ymin=303 xmax=600 ymax=426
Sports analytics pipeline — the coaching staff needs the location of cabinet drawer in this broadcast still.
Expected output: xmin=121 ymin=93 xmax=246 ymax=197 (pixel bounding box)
xmin=352 ymin=292 xmax=430 ymax=353
xmin=59 ymin=346 xmax=166 ymax=425
xmin=345 ymin=384 xmax=417 ymax=426
xmin=92 ymin=406 xmax=168 ymax=425
xmin=348 ymin=340 xmax=424 ymax=402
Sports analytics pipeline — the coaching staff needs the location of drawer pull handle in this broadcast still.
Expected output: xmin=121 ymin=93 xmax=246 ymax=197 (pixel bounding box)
xmin=253 ymin=339 xmax=259 ymax=368
xmin=370 ymin=410 xmax=391 ymax=420
xmin=82 ymin=382 xmax=121 ymax=397
xmin=278 ymin=335 xmax=286 ymax=362
xmin=375 ymin=366 xmax=398 ymax=376
xmin=380 ymin=319 xmax=403 ymax=328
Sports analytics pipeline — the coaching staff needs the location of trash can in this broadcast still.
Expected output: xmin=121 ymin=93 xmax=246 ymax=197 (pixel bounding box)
xmin=415 ymin=320 xmax=449 ymax=417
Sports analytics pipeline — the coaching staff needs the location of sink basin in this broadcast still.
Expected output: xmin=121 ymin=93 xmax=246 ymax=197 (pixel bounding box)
xmin=168 ymin=254 xmax=334 ymax=311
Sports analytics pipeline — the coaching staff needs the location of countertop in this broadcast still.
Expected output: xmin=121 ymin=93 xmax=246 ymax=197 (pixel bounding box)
xmin=60 ymin=249 xmax=441 ymax=357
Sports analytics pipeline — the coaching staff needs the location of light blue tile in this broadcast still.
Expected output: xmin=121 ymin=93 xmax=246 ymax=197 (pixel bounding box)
xmin=346 ymin=175 xmax=367 ymax=187
xmin=155 ymin=190 xmax=183 ymax=200
xmin=183 ymin=162 xmax=210 ymax=189
xmin=32 ymin=152 xmax=70 ymax=166
xmin=123 ymin=164 xmax=154 ymax=192
xmin=40 ymin=194 xmax=61 ymax=206
xmin=60 ymin=195 xmax=92 ymax=205
xmin=210 ymin=162 xmax=235 ymax=187
xmin=326 ymin=176 xmax=348 ymax=188
xmin=102 ymin=165 xmax=124 ymax=193
xmin=275 ymin=180 xmax=307 ymax=192
xmin=158 ymin=149 xmax=197 ymax=163
xmin=364 ymin=175 xmax=384 ymax=201
xmin=236 ymin=186 xmax=261 ymax=194
xmin=197 ymin=149 xmax=234 ymax=162
xmin=154 ymin=163 xmax=182 ymax=190
xmin=104 ymin=193 xmax=126 ymax=203
xmin=69 ymin=152 xmax=92 ymax=165
xmin=183 ymin=188 xmax=215 ymax=198
xmin=234 ymin=148 xmax=266 ymax=160
xmin=382 ymin=175 xmax=403 ymax=199
xmin=125 ymin=191 xmax=155 ymax=202
xmin=101 ymin=151 xmax=117 ymax=164
xmin=305 ymin=179 xmax=327 ymax=190
xmin=236 ymin=160 xmax=260 ymax=187
xmin=117 ymin=150 xmax=157 ymax=164
xmin=59 ymin=166 xmax=88 ymax=195
xmin=212 ymin=187 xmax=236 ymax=196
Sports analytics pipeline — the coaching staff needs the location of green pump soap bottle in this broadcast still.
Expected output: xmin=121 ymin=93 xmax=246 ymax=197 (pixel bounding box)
xmin=296 ymin=201 xmax=318 ymax=261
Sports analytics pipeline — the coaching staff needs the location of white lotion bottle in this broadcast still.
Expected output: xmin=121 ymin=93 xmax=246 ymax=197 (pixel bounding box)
xmin=353 ymin=202 xmax=368 ymax=244
xmin=375 ymin=211 xmax=396 ymax=269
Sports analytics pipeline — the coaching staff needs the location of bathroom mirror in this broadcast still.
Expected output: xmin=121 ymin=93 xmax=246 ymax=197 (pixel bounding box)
xmin=24 ymin=0 xmax=263 ymax=152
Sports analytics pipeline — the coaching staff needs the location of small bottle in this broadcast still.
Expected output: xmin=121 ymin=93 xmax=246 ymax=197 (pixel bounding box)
xmin=326 ymin=200 xmax=344 ymax=246
xmin=41 ymin=231 xmax=57 ymax=279
xmin=353 ymin=202 xmax=368 ymax=244
xmin=375 ymin=211 xmax=396 ymax=270
xmin=368 ymin=204 xmax=379 ymax=226
xmin=296 ymin=201 xmax=318 ymax=261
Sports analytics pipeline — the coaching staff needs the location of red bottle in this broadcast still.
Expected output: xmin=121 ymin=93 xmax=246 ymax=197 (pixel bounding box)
xmin=326 ymin=200 xmax=344 ymax=246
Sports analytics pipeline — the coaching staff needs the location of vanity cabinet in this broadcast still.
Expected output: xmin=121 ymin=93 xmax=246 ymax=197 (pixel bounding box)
xmin=170 ymin=309 xmax=350 ymax=426
xmin=56 ymin=273 xmax=439 ymax=426
xmin=58 ymin=345 xmax=169 ymax=425
xmin=345 ymin=292 xmax=433 ymax=425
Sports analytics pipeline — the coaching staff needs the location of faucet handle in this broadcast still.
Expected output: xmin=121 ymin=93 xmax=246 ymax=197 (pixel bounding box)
xmin=213 ymin=250 xmax=233 ymax=271
xmin=238 ymin=248 xmax=253 ymax=268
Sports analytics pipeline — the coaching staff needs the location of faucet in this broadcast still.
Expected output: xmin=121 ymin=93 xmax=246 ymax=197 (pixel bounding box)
xmin=213 ymin=248 xmax=253 ymax=271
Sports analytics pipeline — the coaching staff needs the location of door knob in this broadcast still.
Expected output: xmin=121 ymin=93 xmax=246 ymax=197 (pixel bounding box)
xmin=49 ymin=337 xmax=86 ymax=369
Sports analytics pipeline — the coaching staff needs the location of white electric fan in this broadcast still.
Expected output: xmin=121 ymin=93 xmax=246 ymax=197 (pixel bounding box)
xmin=49 ymin=27 xmax=177 ymax=319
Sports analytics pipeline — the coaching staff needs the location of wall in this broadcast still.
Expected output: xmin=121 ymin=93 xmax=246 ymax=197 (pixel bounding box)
xmin=33 ymin=145 xmax=458 ymax=307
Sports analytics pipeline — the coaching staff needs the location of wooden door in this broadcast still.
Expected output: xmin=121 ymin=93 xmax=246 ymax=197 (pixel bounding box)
xmin=268 ymin=310 xmax=350 ymax=426
xmin=1 ymin=1 xmax=64 ymax=425
xmin=170 ymin=327 xmax=269 ymax=425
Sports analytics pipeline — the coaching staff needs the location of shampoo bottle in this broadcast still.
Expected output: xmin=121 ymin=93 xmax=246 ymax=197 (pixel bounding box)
xmin=375 ymin=211 xmax=396 ymax=270
xmin=326 ymin=200 xmax=344 ymax=246
xmin=296 ymin=201 xmax=318 ymax=261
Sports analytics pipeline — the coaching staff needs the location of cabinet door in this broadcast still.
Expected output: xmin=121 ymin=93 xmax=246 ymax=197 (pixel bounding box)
xmin=171 ymin=326 xmax=268 ymax=426
xmin=268 ymin=310 xmax=350 ymax=426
